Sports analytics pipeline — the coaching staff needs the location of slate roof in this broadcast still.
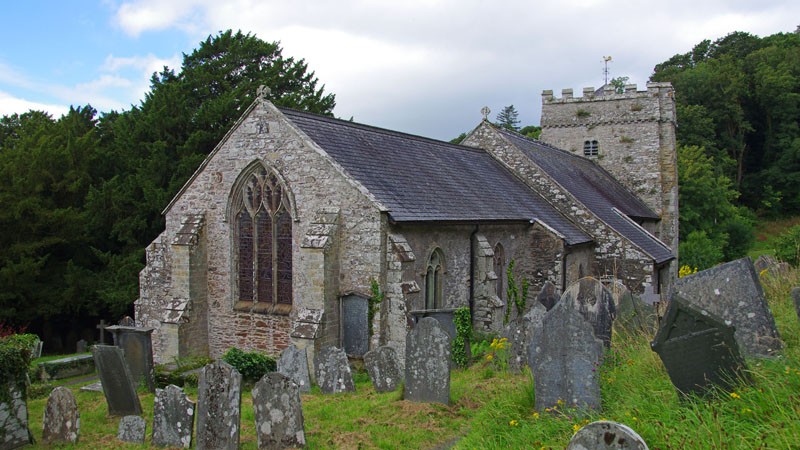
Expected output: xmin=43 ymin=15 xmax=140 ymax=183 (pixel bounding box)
xmin=496 ymin=127 xmax=674 ymax=264
xmin=280 ymin=108 xmax=591 ymax=246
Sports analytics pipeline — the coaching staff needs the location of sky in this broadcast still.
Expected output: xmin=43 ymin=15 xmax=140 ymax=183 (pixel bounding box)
xmin=1 ymin=1 xmax=798 ymax=141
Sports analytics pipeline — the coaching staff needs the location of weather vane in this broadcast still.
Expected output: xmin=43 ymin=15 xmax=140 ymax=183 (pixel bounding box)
xmin=603 ymin=56 xmax=613 ymax=86
xmin=481 ymin=106 xmax=491 ymax=120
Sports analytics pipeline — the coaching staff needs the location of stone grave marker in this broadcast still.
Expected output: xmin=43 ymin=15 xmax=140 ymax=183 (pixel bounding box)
xmin=76 ymin=339 xmax=87 ymax=354
xmin=536 ymin=280 xmax=560 ymax=311
xmin=252 ymin=372 xmax=306 ymax=449
xmin=105 ymin=324 xmax=156 ymax=392
xmin=651 ymin=295 xmax=748 ymax=396
xmin=42 ymin=386 xmax=80 ymax=444
xmin=404 ymin=317 xmax=451 ymax=405
xmin=277 ymin=345 xmax=311 ymax=393
xmin=567 ymin=420 xmax=649 ymax=449
xmin=364 ymin=345 xmax=402 ymax=392
xmin=92 ymin=345 xmax=142 ymax=416
xmin=560 ymin=277 xmax=616 ymax=348
xmin=119 ymin=316 xmax=135 ymax=326
xmin=611 ymin=284 xmax=657 ymax=337
xmin=674 ymin=257 xmax=782 ymax=358
xmin=0 ymin=384 xmax=32 ymax=449
xmin=314 ymin=346 xmax=355 ymax=394
xmin=196 ymin=361 xmax=242 ymax=450
xmin=152 ymin=384 xmax=195 ymax=448
xmin=341 ymin=294 xmax=370 ymax=357
xmin=117 ymin=415 xmax=146 ymax=444
xmin=501 ymin=301 xmax=546 ymax=372
xmin=29 ymin=338 xmax=43 ymax=359
xmin=529 ymin=303 xmax=603 ymax=412
xmin=792 ymin=287 xmax=800 ymax=324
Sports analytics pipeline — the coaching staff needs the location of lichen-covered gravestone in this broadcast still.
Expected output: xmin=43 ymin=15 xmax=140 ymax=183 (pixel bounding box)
xmin=611 ymin=283 xmax=657 ymax=337
xmin=277 ymin=345 xmax=311 ymax=393
xmin=196 ymin=361 xmax=242 ymax=450
xmin=1 ymin=384 xmax=32 ymax=450
xmin=364 ymin=346 xmax=402 ymax=392
xmin=501 ymin=302 xmax=546 ymax=372
xmin=314 ymin=346 xmax=355 ymax=394
xmin=529 ymin=303 xmax=604 ymax=412
xmin=674 ymin=257 xmax=782 ymax=357
xmin=42 ymin=386 xmax=80 ymax=444
xmin=560 ymin=277 xmax=616 ymax=348
xmin=92 ymin=345 xmax=142 ymax=416
xmin=152 ymin=384 xmax=195 ymax=448
xmin=536 ymin=280 xmax=560 ymax=311
xmin=651 ymin=295 xmax=748 ymax=396
xmin=117 ymin=415 xmax=146 ymax=444
xmin=567 ymin=421 xmax=649 ymax=449
xmin=252 ymin=372 xmax=306 ymax=449
xmin=404 ymin=317 xmax=451 ymax=405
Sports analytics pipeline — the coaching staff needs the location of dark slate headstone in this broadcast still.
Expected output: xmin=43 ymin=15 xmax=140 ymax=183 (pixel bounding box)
xmin=341 ymin=294 xmax=370 ymax=357
xmin=567 ymin=421 xmax=649 ymax=449
xmin=501 ymin=302 xmax=546 ymax=372
xmin=529 ymin=303 xmax=603 ymax=412
xmin=152 ymin=384 xmax=195 ymax=448
xmin=252 ymin=372 xmax=306 ymax=449
xmin=0 ymin=384 xmax=31 ymax=449
xmin=76 ymin=339 xmax=87 ymax=354
xmin=42 ymin=386 xmax=80 ymax=444
xmin=364 ymin=346 xmax=402 ymax=392
xmin=791 ymin=287 xmax=800 ymax=325
xmin=674 ymin=257 xmax=782 ymax=357
xmin=651 ymin=295 xmax=748 ymax=396
xmin=196 ymin=361 xmax=242 ymax=450
xmin=277 ymin=345 xmax=311 ymax=393
xmin=560 ymin=277 xmax=616 ymax=348
xmin=92 ymin=345 xmax=142 ymax=416
xmin=404 ymin=317 xmax=451 ymax=405
xmin=536 ymin=280 xmax=560 ymax=311
xmin=106 ymin=325 xmax=156 ymax=392
xmin=117 ymin=415 xmax=146 ymax=444
xmin=314 ymin=346 xmax=355 ymax=394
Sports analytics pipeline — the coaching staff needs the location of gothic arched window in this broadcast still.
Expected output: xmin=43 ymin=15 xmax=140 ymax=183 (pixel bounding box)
xmin=493 ymin=243 xmax=505 ymax=301
xmin=233 ymin=165 xmax=293 ymax=313
xmin=425 ymin=249 xmax=444 ymax=310
xmin=583 ymin=140 xmax=599 ymax=157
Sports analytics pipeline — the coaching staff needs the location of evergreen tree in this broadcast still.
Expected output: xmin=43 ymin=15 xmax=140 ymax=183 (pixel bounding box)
xmin=495 ymin=105 xmax=520 ymax=131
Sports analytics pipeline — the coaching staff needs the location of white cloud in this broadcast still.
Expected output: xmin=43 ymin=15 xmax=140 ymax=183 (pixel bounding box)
xmin=0 ymin=91 xmax=69 ymax=118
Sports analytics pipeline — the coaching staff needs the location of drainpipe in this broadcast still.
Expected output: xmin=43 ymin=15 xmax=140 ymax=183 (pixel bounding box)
xmin=469 ymin=225 xmax=479 ymax=321
xmin=561 ymin=241 xmax=572 ymax=292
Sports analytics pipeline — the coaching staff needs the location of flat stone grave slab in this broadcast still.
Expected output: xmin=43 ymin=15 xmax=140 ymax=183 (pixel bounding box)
xmin=278 ymin=345 xmax=311 ymax=393
xmin=117 ymin=415 xmax=146 ymax=444
xmin=314 ymin=346 xmax=355 ymax=394
xmin=560 ymin=277 xmax=616 ymax=348
xmin=252 ymin=372 xmax=306 ymax=449
xmin=404 ymin=317 xmax=451 ymax=405
xmin=196 ymin=361 xmax=242 ymax=450
xmin=92 ymin=345 xmax=142 ymax=416
xmin=567 ymin=420 xmax=649 ymax=449
xmin=152 ymin=384 xmax=195 ymax=448
xmin=364 ymin=345 xmax=402 ymax=392
xmin=674 ymin=257 xmax=782 ymax=358
xmin=38 ymin=354 xmax=95 ymax=381
xmin=42 ymin=386 xmax=80 ymax=444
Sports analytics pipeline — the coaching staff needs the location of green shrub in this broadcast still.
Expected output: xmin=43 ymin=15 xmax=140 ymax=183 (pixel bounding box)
xmin=775 ymin=224 xmax=800 ymax=266
xmin=451 ymin=307 xmax=472 ymax=368
xmin=222 ymin=347 xmax=276 ymax=382
xmin=679 ymin=230 xmax=724 ymax=270
xmin=0 ymin=334 xmax=37 ymax=403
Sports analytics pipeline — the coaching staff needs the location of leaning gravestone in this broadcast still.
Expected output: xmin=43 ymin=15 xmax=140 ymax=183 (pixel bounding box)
xmin=105 ymin=325 xmax=156 ymax=392
xmin=277 ymin=345 xmax=311 ymax=393
xmin=0 ymin=385 xmax=31 ymax=449
xmin=92 ymin=345 xmax=142 ymax=416
xmin=529 ymin=303 xmax=603 ymax=412
xmin=560 ymin=277 xmax=616 ymax=348
xmin=404 ymin=317 xmax=451 ymax=405
xmin=196 ymin=361 xmax=242 ymax=450
xmin=501 ymin=302 xmax=546 ymax=372
xmin=792 ymin=287 xmax=800 ymax=325
xmin=42 ymin=386 xmax=80 ymax=444
xmin=536 ymin=280 xmax=560 ymax=311
xmin=152 ymin=384 xmax=195 ymax=448
xmin=674 ymin=257 xmax=782 ymax=358
xmin=252 ymin=372 xmax=306 ymax=449
xmin=364 ymin=345 xmax=402 ymax=392
xmin=117 ymin=415 xmax=146 ymax=444
xmin=567 ymin=420 xmax=649 ymax=449
xmin=612 ymin=285 xmax=657 ymax=337
xmin=314 ymin=346 xmax=355 ymax=394
xmin=651 ymin=295 xmax=748 ymax=396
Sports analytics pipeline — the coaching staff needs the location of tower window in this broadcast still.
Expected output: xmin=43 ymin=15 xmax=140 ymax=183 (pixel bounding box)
xmin=583 ymin=140 xmax=599 ymax=157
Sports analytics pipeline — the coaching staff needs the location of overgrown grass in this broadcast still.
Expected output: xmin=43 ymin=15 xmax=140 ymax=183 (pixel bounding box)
xmin=750 ymin=215 xmax=800 ymax=257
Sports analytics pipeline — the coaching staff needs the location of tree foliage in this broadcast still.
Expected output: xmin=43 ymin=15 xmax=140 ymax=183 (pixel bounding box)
xmin=495 ymin=105 xmax=520 ymax=131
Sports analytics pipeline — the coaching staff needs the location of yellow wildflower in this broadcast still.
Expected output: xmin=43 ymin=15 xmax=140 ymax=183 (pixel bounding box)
xmin=557 ymin=399 xmax=565 ymax=406
xmin=572 ymin=424 xmax=581 ymax=432
xmin=509 ymin=419 xmax=519 ymax=427
xmin=486 ymin=354 xmax=494 ymax=361
xmin=730 ymin=392 xmax=741 ymax=399
xmin=532 ymin=412 xmax=540 ymax=419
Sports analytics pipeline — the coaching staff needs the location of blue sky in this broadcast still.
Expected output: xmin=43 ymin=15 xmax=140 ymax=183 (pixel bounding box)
xmin=2 ymin=1 xmax=799 ymax=140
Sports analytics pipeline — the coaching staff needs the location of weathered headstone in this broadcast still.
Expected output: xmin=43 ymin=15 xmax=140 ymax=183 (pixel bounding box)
xmin=76 ymin=339 xmax=87 ymax=354
xmin=529 ymin=303 xmax=604 ymax=412
xmin=92 ymin=345 xmax=142 ymax=416
xmin=314 ymin=346 xmax=355 ymax=394
xmin=674 ymin=257 xmax=782 ymax=357
xmin=567 ymin=420 xmax=649 ymax=449
xmin=42 ymin=386 xmax=80 ymax=444
xmin=364 ymin=345 xmax=402 ymax=392
xmin=536 ymin=280 xmax=560 ymax=311
xmin=792 ymin=287 xmax=800 ymax=324
xmin=119 ymin=316 xmax=135 ymax=327
xmin=277 ymin=345 xmax=311 ymax=393
xmin=29 ymin=339 xmax=43 ymax=359
xmin=560 ymin=277 xmax=616 ymax=348
xmin=613 ymin=286 xmax=657 ymax=337
xmin=252 ymin=372 xmax=306 ymax=449
xmin=106 ymin=325 xmax=156 ymax=392
xmin=0 ymin=384 xmax=32 ymax=449
xmin=117 ymin=415 xmax=146 ymax=444
xmin=651 ymin=295 xmax=748 ymax=396
xmin=501 ymin=302 xmax=546 ymax=372
xmin=152 ymin=384 xmax=195 ymax=448
xmin=404 ymin=317 xmax=451 ymax=405
xmin=196 ymin=361 xmax=242 ymax=450
xmin=341 ymin=294 xmax=370 ymax=357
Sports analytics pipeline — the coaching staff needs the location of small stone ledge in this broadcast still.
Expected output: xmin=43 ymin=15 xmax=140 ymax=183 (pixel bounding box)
xmin=38 ymin=354 xmax=95 ymax=381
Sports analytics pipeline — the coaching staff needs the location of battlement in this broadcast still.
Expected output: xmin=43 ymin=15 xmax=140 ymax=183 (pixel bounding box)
xmin=542 ymin=82 xmax=673 ymax=103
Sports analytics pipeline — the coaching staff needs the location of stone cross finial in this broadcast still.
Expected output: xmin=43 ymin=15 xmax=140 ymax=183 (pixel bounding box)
xmin=480 ymin=106 xmax=491 ymax=120
xmin=257 ymin=85 xmax=271 ymax=98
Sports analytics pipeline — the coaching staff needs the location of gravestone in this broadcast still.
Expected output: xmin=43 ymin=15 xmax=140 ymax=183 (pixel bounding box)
xmin=277 ymin=345 xmax=311 ymax=393
xmin=364 ymin=345 xmax=402 ymax=392
xmin=567 ymin=420 xmax=649 ymax=449
xmin=674 ymin=257 xmax=782 ymax=358
xmin=791 ymin=287 xmax=800 ymax=324
xmin=341 ymin=294 xmax=369 ymax=357
xmin=152 ymin=384 xmax=195 ymax=448
xmin=536 ymin=280 xmax=560 ymax=311
xmin=404 ymin=317 xmax=451 ymax=405
xmin=196 ymin=361 xmax=242 ymax=450
xmin=119 ymin=316 xmax=135 ymax=326
xmin=560 ymin=277 xmax=616 ymax=348
xmin=651 ymin=295 xmax=748 ymax=396
xmin=30 ymin=339 xmax=43 ymax=359
xmin=106 ymin=325 xmax=156 ymax=392
xmin=612 ymin=285 xmax=657 ymax=337
xmin=42 ymin=386 xmax=80 ymax=444
xmin=501 ymin=302 xmax=546 ymax=372
xmin=76 ymin=339 xmax=87 ymax=354
xmin=0 ymin=384 xmax=31 ymax=450
xmin=117 ymin=415 xmax=146 ymax=444
xmin=529 ymin=303 xmax=603 ymax=412
xmin=252 ymin=372 xmax=306 ymax=449
xmin=315 ymin=346 xmax=355 ymax=394
xmin=92 ymin=345 xmax=142 ymax=416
